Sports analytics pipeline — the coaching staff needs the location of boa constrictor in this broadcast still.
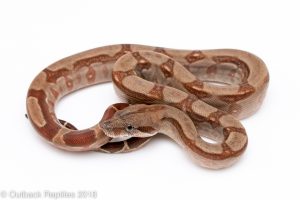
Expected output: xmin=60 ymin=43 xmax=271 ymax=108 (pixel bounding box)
xmin=26 ymin=44 xmax=269 ymax=169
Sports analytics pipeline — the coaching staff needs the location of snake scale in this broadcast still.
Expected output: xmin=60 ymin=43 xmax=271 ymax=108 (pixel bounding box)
xmin=26 ymin=44 xmax=269 ymax=169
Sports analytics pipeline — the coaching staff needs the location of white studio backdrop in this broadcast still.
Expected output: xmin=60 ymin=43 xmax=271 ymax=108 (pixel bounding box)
xmin=0 ymin=0 xmax=299 ymax=199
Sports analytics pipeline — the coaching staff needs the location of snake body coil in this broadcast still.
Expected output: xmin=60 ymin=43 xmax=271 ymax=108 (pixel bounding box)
xmin=26 ymin=44 xmax=269 ymax=169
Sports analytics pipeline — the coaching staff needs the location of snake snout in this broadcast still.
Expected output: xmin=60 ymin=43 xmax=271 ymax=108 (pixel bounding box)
xmin=100 ymin=120 xmax=113 ymax=130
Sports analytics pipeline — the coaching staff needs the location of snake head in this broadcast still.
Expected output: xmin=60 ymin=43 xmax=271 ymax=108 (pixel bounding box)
xmin=99 ymin=104 xmax=164 ymax=138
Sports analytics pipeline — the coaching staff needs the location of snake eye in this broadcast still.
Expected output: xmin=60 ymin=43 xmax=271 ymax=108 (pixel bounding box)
xmin=125 ymin=124 xmax=135 ymax=132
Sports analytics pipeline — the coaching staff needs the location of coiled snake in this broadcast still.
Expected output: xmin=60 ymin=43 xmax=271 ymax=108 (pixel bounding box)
xmin=26 ymin=44 xmax=269 ymax=169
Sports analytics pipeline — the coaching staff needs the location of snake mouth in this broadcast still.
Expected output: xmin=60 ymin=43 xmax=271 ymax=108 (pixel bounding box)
xmin=110 ymin=136 xmax=132 ymax=142
xmin=100 ymin=128 xmax=122 ymax=138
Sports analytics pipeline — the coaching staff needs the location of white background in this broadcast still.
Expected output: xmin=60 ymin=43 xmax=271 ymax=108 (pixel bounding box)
xmin=0 ymin=0 xmax=299 ymax=199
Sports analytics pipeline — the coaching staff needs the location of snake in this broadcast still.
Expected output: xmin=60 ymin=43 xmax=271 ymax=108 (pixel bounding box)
xmin=26 ymin=44 xmax=269 ymax=169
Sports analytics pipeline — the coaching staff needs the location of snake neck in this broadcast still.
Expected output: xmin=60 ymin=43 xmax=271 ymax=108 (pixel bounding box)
xmin=157 ymin=105 xmax=241 ymax=169
xmin=157 ymin=106 xmax=198 ymax=146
